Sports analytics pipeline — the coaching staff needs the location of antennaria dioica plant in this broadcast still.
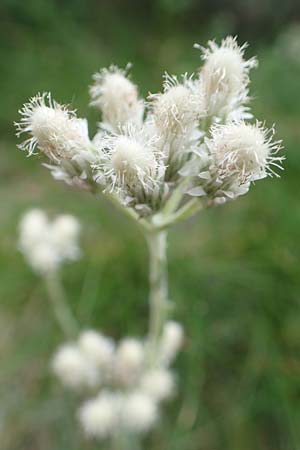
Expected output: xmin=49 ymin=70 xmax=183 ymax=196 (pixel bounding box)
xmin=16 ymin=36 xmax=283 ymax=448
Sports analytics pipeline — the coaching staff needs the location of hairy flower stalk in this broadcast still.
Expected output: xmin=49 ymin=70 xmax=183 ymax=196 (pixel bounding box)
xmin=16 ymin=36 xmax=284 ymax=447
xmin=146 ymin=230 xmax=169 ymax=364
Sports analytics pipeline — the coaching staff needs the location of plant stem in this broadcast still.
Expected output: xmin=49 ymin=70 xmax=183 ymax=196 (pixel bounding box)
xmin=44 ymin=272 xmax=78 ymax=339
xmin=146 ymin=229 xmax=170 ymax=365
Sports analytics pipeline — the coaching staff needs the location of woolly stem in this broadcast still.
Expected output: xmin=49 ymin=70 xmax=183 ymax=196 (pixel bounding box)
xmin=146 ymin=229 xmax=170 ymax=364
xmin=44 ymin=272 xmax=78 ymax=339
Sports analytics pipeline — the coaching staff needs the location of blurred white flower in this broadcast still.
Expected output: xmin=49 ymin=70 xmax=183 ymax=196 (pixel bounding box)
xmin=158 ymin=321 xmax=184 ymax=366
xmin=19 ymin=209 xmax=80 ymax=275
xmin=79 ymin=390 xmax=121 ymax=438
xmin=90 ymin=66 xmax=144 ymax=130
xmin=120 ymin=390 xmax=158 ymax=433
xmin=79 ymin=330 xmax=115 ymax=372
xmin=52 ymin=343 xmax=99 ymax=389
xmin=140 ymin=368 xmax=175 ymax=402
xmin=114 ymin=338 xmax=145 ymax=386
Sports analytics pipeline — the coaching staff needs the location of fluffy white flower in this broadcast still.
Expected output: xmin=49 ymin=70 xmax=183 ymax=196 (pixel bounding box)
xmin=16 ymin=92 xmax=91 ymax=162
xmin=52 ymin=344 xmax=99 ymax=389
xmin=120 ymin=390 xmax=158 ymax=433
xmin=158 ymin=321 xmax=184 ymax=366
xmin=207 ymin=121 xmax=283 ymax=183
xmin=140 ymin=368 xmax=175 ymax=402
xmin=79 ymin=391 xmax=120 ymax=438
xmin=90 ymin=66 xmax=144 ymax=130
xmin=19 ymin=209 xmax=81 ymax=275
xmin=151 ymin=73 xmax=203 ymax=136
xmin=114 ymin=338 xmax=144 ymax=386
xmin=197 ymin=36 xmax=257 ymax=121
xmin=79 ymin=330 xmax=115 ymax=371
xmin=94 ymin=125 xmax=165 ymax=203
xmin=18 ymin=209 xmax=48 ymax=246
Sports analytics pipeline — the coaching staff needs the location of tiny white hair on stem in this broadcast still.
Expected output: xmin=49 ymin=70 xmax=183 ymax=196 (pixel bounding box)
xmin=90 ymin=65 xmax=144 ymax=131
xmin=15 ymin=92 xmax=91 ymax=162
xmin=196 ymin=36 xmax=258 ymax=121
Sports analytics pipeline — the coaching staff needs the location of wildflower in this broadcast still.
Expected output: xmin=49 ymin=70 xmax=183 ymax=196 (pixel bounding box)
xmin=197 ymin=36 xmax=257 ymax=121
xmin=208 ymin=121 xmax=283 ymax=183
xmin=114 ymin=338 xmax=145 ymax=386
xmin=16 ymin=93 xmax=91 ymax=162
xmin=79 ymin=330 xmax=115 ymax=371
xmin=19 ymin=209 xmax=80 ymax=275
xmin=79 ymin=391 xmax=121 ymax=438
xmin=158 ymin=321 xmax=184 ymax=366
xmin=121 ymin=390 xmax=158 ymax=433
xmin=140 ymin=368 xmax=175 ymax=401
xmin=90 ymin=66 xmax=144 ymax=130
xmin=94 ymin=125 xmax=165 ymax=209
xmin=151 ymin=73 xmax=203 ymax=136
xmin=52 ymin=344 xmax=99 ymax=389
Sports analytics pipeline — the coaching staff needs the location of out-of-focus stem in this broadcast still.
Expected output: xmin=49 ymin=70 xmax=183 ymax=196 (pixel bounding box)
xmin=146 ymin=229 xmax=170 ymax=365
xmin=44 ymin=272 xmax=78 ymax=338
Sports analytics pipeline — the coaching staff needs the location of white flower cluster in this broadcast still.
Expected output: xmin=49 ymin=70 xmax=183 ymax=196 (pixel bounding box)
xmin=16 ymin=37 xmax=283 ymax=219
xmin=52 ymin=321 xmax=183 ymax=439
xmin=19 ymin=209 xmax=80 ymax=274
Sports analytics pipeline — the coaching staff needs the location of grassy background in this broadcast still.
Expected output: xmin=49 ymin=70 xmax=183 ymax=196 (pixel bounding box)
xmin=1 ymin=1 xmax=300 ymax=449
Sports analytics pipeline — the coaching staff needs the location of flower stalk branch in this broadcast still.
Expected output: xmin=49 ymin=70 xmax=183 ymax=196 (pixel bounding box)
xmin=45 ymin=272 xmax=78 ymax=339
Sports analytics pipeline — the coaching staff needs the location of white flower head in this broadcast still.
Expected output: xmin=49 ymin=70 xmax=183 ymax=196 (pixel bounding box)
xmin=140 ymin=368 xmax=175 ymax=402
xmin=113 ymin=338 xmax=145 ymax=386
xmin=197 ymin=36 xmax=257 ymax=121
xmin=94 ymin=124 xmax=164 ymax=198
xmin=19 ymin=209 xmax=81 ymax=275
xmin=120 ymin=390 xmax=158 ymax=434
xmin=51 ymin=214 xmax=81 ymax=260
xmin=79 ymin=330 xmax=115 ymax=371
xmin=207 ymin=121 xmax=284 ymax=184
xmin=79 ymin=390 xmax=121 ymax=438
xmin=52 ymin=343 xmax=99 ymax=389
xmin=150 ymin=73 xmax=203 ymax=136
xmin=90 ymin=65 xmax=144 ymax=130
xmin=158 ymin=321 xmax=184 ymax=367
xmin=16 ymin=92 xmax=91 ymax=162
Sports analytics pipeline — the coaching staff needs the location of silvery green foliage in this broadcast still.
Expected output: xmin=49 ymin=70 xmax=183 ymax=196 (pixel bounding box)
xmin=16 ymin=36 xmax=283 ymax=220
xmin=52 ymin=323 xmax=183 ymax=439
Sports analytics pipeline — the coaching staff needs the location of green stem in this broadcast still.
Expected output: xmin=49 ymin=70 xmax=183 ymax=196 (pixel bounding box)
xmin=146 ymin=229 xmax=171 ymax=365
xmin=153 ymin=198 xmax=204 ymax=231
xmin=44 ymin=272 xmax=78 ymax=339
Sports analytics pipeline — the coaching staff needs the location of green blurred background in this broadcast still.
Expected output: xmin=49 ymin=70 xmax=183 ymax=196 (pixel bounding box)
xmin=1 ymin=1 xmax=300 ymax=449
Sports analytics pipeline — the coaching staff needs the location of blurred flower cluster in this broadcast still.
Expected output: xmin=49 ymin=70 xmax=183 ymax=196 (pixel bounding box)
xmin=52 ymin=322 xmax=183 ymax=439
xmin=16 ymin=36 xmax=283 ymax=226
xmin=19 ymin=209 xmax=80 ymax=274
